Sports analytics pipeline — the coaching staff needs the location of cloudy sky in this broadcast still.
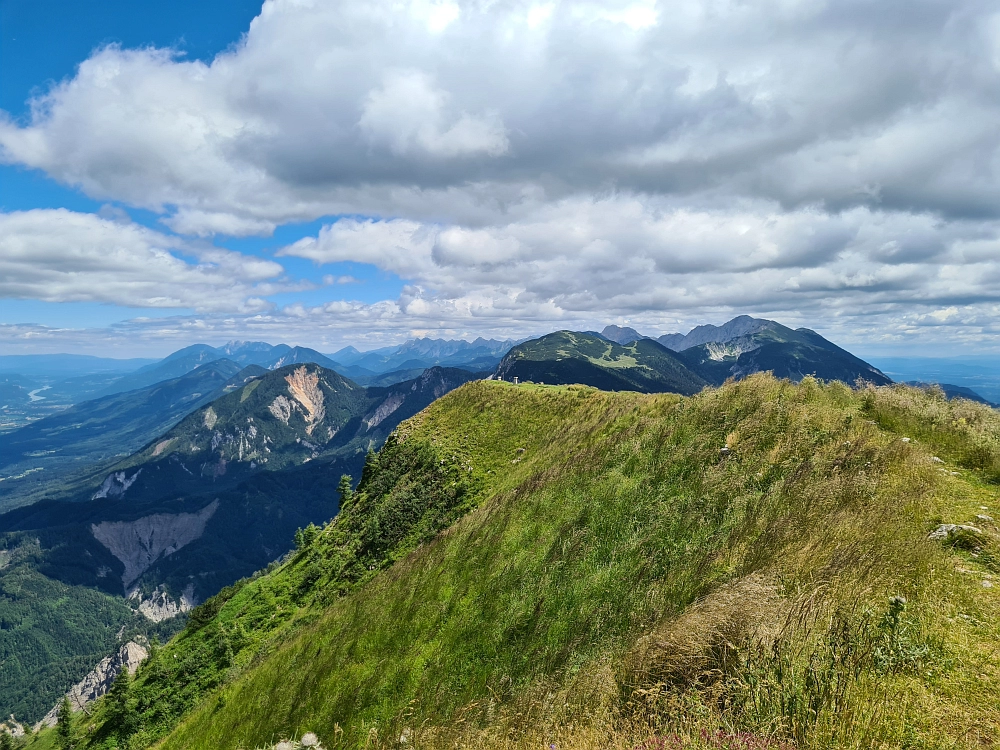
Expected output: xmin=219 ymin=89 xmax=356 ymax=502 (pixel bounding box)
xmin=3 ymin=0 xmax=1000 ymax=357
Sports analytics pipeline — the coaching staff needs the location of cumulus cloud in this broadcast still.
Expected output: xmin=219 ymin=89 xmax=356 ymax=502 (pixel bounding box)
xmin=0 ymin=209 xmax=284 ymax=311
xmin=274 ymin=198 xmax=1000 ymax=346
xmin=5 ymin=0 xmax=1000 ymax=347
xmin=6 ymin=0 xmax=1000 ymax=231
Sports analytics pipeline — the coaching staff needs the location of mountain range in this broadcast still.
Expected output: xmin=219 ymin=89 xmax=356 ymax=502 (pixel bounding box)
xmin=598 ymin=316 xmax=892 ymax=387
xmin=0 ymin=361 xmax=258 ymax=512
xmin=1 ymin=319 xmax=995 ymax=734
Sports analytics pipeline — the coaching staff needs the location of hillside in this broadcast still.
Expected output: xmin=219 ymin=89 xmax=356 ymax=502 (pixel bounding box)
xmin=0 ymin=360 xmax=252 ymax=512
xmin=495 ymin=331 xmax=707 ymax=394
xmin=0 ymin=366 xmax=478 ymax=725
xmin=659 ymin=316 xmax=892 ymax=386
xmin=50 ymin=376 xmax=1000 ymax=750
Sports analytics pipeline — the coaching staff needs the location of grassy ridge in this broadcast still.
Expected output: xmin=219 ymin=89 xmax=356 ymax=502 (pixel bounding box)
xmin=59 ymin=377 xmax=1000 ymax=749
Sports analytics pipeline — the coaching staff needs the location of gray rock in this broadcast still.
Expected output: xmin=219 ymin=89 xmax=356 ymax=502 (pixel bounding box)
xmin=927 ymin=523 xmax=983 ymax=541
xmin=35 ymin=641 xmax=148 ymax=730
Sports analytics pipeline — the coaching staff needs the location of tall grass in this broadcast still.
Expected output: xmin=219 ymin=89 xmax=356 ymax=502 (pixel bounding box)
xmin=69 ymin=378 xmax=1000 ymax=750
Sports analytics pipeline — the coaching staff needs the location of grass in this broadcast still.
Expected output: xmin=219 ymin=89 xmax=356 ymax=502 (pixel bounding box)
xmin=51 ymin=377 xmax=1000 ymax=750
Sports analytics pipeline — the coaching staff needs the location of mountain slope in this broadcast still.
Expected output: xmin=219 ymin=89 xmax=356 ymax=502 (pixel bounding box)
xmin=0 ymin=367 xmax=480 ymax=725
xmin=0 ymin=361 xmax=249 ymax=512
xmin=97 ymin=343 xmax=339 ymax=397
xmin=62 ymin=377 xmax=1000 ymax=750
xmin=661 ymin=316 xmax=892 ymax=386
xmin=343 ymin=337 xmax=515 ymax=374
xmin=495 ymin=330 xmax=707 ymax=394
xmin=0 ymin=366 xmax=480 ymax=600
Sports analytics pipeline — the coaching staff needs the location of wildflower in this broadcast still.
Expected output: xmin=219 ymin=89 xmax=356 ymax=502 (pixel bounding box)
xmin=301 ymin=733 xmax=320 ymax=747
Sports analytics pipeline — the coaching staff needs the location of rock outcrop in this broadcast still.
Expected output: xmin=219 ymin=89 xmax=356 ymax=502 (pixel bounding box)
xmin=0 ymin=715 xmax=25 ymax=738
xmin=35 ymin=641 xmax=149 ymax=729
xmin=92 ymin=469 xmax=142 ymax=500
xmin=285 ymin=366 xmax=325 ymax=435
xmin=130 ymin=583 xmax=197 ymax=622
xmin=91 ymin=499 xmax=220 ymax=587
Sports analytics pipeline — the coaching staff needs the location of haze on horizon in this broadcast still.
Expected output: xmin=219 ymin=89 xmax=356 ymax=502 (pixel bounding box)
xmin=3 ymin=0 xmax=1000 ymax=358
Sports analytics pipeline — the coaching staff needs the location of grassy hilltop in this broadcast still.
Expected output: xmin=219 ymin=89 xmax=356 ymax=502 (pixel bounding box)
xmin=34 ymin=376 xmax=1000 ymax=749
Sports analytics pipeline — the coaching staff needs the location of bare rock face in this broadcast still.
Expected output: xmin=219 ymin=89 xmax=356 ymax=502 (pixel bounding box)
xmin=1 ymin=715 xmax=26 ymax=737
xmin=91 ymin=499 xmax=220 ymax=587
xmin=92 ymin=469 xmax=142 ymax=500
xmin=284 ymin=366 xmax=325 ymax=434
xmin=130 ymin=583 xmax=197 ymax=622
xmin=35 ymin=641 xmax=149 ymax=730
xmin=364 ymin=392 xmax=406 ymax=430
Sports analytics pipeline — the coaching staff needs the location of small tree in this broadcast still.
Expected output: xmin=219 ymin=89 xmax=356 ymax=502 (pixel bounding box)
xmin=337 ymin=474 xmax=354 ymax=509
xmin=0 ymin=729 xmax=14 ymax=750
xmin=105 ymin=667 xmax=137 ymax=741
xmin=56 ymin=696 xmax=74 ymax=750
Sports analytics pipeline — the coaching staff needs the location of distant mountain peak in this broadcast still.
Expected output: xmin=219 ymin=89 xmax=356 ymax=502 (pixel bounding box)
xmin=664 ymin=315 xmax=777 ymax=351
xmin=600 ymin=325 xmax=646 ymax=345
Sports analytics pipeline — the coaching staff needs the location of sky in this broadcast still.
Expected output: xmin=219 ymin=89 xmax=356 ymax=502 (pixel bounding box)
xmin=3 ymin=0 xmax=1000 ymax=358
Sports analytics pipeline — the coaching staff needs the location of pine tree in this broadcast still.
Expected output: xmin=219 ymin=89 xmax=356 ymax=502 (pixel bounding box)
xmin=105 ymin=667 xmax=137 ymax=741
xmin=56 ymin=696 xmax=74 ymax=750
xmin=338 ymin=473 xmax=354 ymax=509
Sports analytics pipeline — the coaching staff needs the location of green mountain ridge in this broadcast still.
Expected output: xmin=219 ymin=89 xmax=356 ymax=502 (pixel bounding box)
xmin=39 ymin=376 xmax=1000 ymax=750
xmin=494 ymin=330 xmax=708 ymax=394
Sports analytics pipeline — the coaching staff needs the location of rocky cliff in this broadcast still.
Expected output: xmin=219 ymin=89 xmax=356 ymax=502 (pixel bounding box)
xmin=35 ymin=640 xmax=148 ymax=729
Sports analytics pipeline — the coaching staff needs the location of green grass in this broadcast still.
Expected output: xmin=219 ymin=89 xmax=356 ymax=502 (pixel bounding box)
xmin=57 ymin=377 xmax=1000 ymax=750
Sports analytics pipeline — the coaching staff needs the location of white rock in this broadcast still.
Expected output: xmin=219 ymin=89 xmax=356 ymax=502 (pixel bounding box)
xmin=931 ymin=456 xmax=944 ymax=463
xmin=901 ymin=437 xmax=911 ymax=443
xmin=301 ymin=733 xmax=320 ymax=747
xmin=984 ymin=580 xmax=994 ymax=588
xmin=976 ymin=514 xmax=994 ymax=523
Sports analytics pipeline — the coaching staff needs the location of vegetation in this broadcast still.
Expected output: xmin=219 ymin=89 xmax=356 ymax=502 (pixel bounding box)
xmin=496 ymin=330 xmax=708 ymax=394
xmin=674 ymin=321 xmax=892 ymax=386
xmin=32 ymin=376 xmax=995 ymax=750
xmin=0 ymin=536 xmax=182 ymax=725
xmin=55 ymin=697 xmax=72 ymax=750
xmin=0 ymin=366 xmax=479 ymax=723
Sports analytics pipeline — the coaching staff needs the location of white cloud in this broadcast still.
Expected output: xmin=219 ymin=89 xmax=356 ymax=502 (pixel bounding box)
xmin=5 ymin=0 xmax=1000 ymax=234
xmin=6 ymin=0 xmax=1000 ymax=349
xmin=0 ymin=209 xmax=284 ymax=311
xmin=275 ymin=198 xmax=1000 ymax=341
xmin=358 ymin=70 xmax=508 ymax=158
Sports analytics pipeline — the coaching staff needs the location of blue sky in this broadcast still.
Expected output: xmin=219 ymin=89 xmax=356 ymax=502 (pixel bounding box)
xmin=1 ymin=0 xmax=405 ymax=346
xmin=3 ymin=0 xmax=1000 ymax=357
